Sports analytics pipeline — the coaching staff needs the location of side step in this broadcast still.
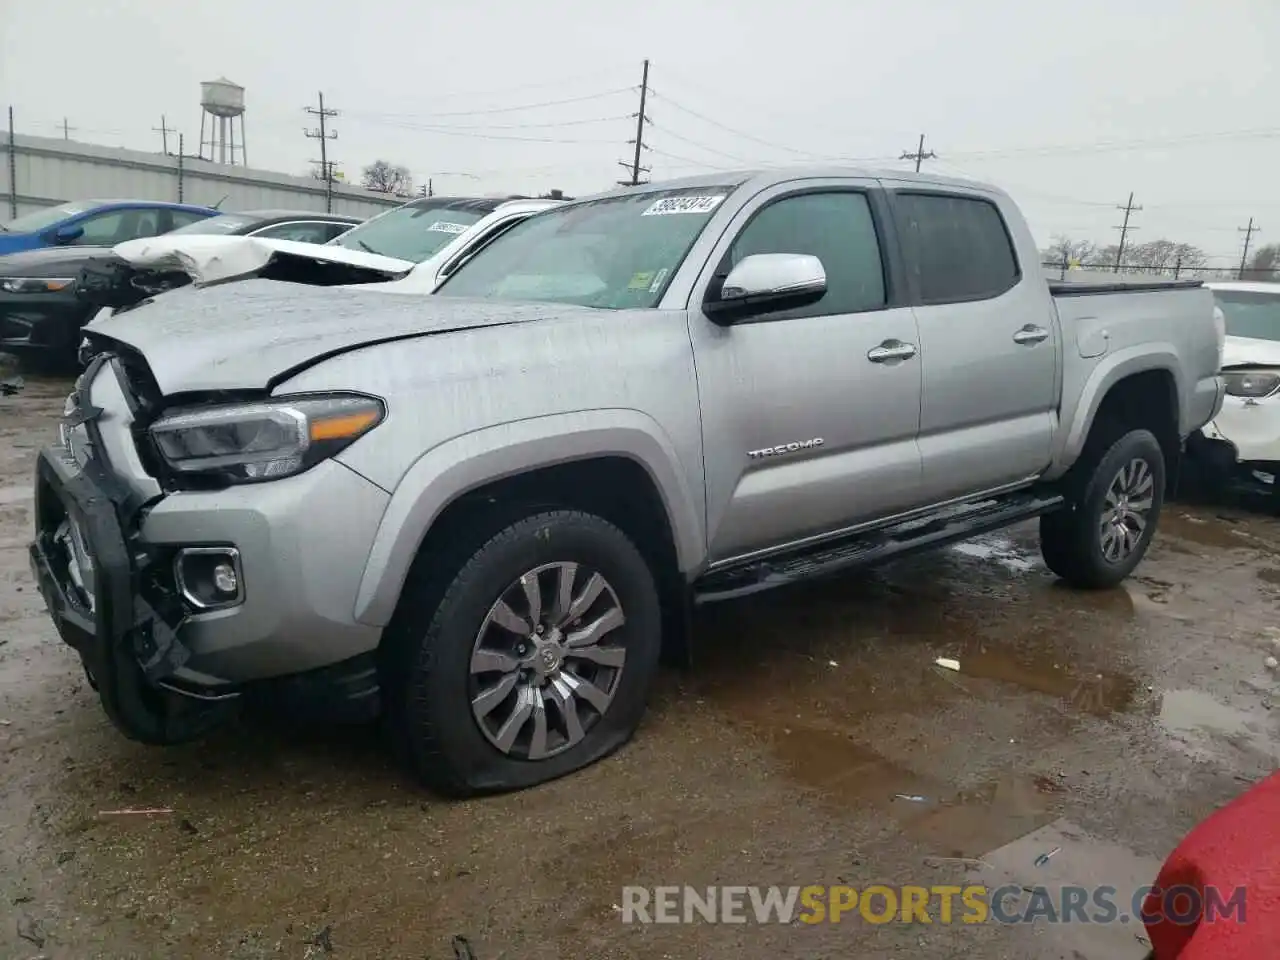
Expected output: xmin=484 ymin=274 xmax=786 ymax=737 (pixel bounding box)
xmin=692 ymin=491 xmax=1064 ymax=605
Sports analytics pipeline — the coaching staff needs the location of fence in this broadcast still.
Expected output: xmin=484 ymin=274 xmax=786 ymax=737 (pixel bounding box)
xmin=3 ymin=122 xmax=402 ymax=221
xmin=1040 ymin=256 xmax=1279 ymax=284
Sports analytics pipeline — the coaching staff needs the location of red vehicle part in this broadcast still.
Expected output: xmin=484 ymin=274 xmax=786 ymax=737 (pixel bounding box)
xmin=1144 ymin=771 xmax=1280 ymax=959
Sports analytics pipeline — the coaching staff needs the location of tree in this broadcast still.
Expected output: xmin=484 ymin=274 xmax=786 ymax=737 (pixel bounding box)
xmin=362 ymin=160 xmax=413 ymax=195
xmin=1244 ymin=244 xmax=1280 ymax=281
xmin=1126 ymin=239 xmax=1208 ymax=273
xmin=1042 ymin=235 xmax=1098 ymax=269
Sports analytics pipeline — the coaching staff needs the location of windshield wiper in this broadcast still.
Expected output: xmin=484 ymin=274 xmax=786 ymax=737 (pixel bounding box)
xmin=354 ymin=239 xmax=379 ymax=254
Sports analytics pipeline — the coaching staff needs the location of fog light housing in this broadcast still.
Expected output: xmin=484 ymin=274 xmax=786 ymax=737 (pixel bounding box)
xmin=175 ymin=547 xmax=244 ymax=610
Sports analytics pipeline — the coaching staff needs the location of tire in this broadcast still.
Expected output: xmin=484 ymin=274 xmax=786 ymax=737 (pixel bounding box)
xmin=382 ymin=509 xmax=662 ymax=797
xmin=1040 ymin=427 xmax=1166 ymax=589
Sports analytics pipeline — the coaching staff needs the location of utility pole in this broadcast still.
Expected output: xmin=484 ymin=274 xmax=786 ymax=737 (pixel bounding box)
xmin=900 ymin=133 xmax=937 ymax=172
xmin=618 ymin=59 xmax=651 ymax=186
xmin=60 ymin=117 xmax=76 ymax=141
xmin=7 ymin=106 xmax=16 ymax=219
xmin=1113 ymin=192 xmax=1142 ymax=273
xmin=152 ymin=114 xmax=174 ymax=155
xmin=304 ymin=92 xmax=339 ymax=212
xmin=1238 ymin=217 xmax=1260 ymax=279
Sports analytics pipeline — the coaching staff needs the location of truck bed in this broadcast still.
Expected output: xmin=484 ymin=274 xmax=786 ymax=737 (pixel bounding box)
xmin=1048 ymin=273 xmax=1204 ymax=296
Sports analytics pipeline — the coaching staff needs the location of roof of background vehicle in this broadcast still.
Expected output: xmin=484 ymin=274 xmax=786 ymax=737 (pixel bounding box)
xmin=1205 ymin=281 xmax=1280 ymax=294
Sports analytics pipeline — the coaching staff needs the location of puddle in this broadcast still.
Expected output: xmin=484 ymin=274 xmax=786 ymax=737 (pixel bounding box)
xmin=943 ymin=637 xmax=1141 ymax=716
xmin=1159 ymin=512 xmax=1253 ymax=551
xmin=1156 ymin=688 xmax=1277 ymax=760
xmin=766 ymin=726 xmax=1058 ymax=856
xmin=950 ymin=535 xmax=1039 ymax=573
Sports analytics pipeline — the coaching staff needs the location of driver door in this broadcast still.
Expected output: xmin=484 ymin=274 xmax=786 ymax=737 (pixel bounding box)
xmin=687 ymin=179 xmax=925 ymax=563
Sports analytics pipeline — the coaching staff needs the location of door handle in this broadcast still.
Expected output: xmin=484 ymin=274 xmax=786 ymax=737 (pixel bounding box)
xmin=867 ymin=340 xmax=917 ymax=363
xmin=1013 ymin=325 xmax=1049 ymax=345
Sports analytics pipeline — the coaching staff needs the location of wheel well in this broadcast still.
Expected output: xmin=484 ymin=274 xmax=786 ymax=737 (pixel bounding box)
xmin=395 ymin=456 xmax=689 ymax=664
xmin=1089 ymin=369 xmax=1181 ymax=487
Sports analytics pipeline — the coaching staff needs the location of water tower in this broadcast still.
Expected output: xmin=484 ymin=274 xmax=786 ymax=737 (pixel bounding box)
xmin=199 ymin=78 xmax=246 ymax=166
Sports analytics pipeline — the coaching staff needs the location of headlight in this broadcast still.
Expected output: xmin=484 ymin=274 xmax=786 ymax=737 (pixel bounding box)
xmin=1223 ymin=371 xmax=1280 ymax=399
xmin=0 ymin=277 xmax=75 ymax=294
xmin=149 ymin=394 xmax=385 ymax=483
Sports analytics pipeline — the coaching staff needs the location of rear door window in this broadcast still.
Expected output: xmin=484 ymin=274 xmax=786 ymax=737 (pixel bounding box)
xmin=893 ymin=193 xmax=1020 ymax=304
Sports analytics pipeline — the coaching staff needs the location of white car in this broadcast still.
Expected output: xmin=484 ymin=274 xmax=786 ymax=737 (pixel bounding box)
xmin=1193 ymin=280 xmax=1280 ymax=492
xmin=86 ymin=196 xmax=563 ymax=325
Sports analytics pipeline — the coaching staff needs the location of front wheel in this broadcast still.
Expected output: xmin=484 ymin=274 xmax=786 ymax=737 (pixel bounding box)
xmin=383 ymin=510 xmax=662 ymax=797
xmin=1040 ymin=428 xmax=1166 ymax=589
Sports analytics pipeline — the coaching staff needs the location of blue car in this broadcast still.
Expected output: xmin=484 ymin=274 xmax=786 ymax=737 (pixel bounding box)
xmin=0 ymin=200 xmax=219 ymax=255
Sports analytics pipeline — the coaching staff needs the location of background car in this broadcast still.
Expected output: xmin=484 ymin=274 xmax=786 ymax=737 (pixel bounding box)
xmin=164 ymin=209 xmax=362 ymax=244
xmin=326 ymin=196 xmax=535 ymax=262
xmin=1190 ymin=281 xmax=1280 ymax=498
xmin=0 ymin=199 xmax=218 ymax=255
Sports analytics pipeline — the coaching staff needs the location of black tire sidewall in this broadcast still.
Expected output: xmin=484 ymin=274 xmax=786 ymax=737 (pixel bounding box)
xmin=1075 ymin=429 xmax=1166 ymax=582
xmin=404 ymin=511 xmax=661 ymax=794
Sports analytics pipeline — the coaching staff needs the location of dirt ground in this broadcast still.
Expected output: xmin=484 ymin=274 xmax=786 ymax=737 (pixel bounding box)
xmin=2 ymin=374 xmax=1278 ymax=960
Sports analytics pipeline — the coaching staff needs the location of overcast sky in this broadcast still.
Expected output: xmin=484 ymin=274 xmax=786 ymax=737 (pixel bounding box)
xmin=2 ymin=0 xmax=1277 ymax=263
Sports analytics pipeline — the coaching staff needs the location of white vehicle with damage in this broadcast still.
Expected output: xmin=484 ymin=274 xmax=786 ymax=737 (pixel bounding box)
xmin=1190 ymin=281 xmax=1280 ymax=495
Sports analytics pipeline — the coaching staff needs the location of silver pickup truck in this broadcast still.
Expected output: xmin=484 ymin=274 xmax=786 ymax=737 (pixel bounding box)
xmin=29 ymin=168 xmax=1224 ymax=796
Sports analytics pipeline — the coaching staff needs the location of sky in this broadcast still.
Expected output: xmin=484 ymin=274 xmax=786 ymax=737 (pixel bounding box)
xmin=2 ymin=0 xmax=1277 ymax=265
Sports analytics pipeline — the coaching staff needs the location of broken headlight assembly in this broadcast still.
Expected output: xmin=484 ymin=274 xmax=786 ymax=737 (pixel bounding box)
xmin=1223 ymin=371 xmax=1280 ymax=400
xmin=148 ymin=394 xmax=385 ymax=484
xmin=0 ymin=277 xmax=75 ymax=294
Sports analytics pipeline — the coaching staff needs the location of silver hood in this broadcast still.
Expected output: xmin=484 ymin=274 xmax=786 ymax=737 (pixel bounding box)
xmin=87 ymin=279 xmax=580 ymax=395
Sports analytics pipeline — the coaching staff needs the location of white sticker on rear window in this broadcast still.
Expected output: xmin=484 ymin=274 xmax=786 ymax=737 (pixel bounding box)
xmin=427 ymin=221 xmax=468 ymax=234
xmin=640 ymin=195 xmax=725 ymax=217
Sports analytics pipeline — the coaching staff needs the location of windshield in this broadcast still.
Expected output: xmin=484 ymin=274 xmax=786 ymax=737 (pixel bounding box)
xmin=166 ymin=213 xmax=259 ymax=236
xmin=436 ymin=186 xmax=735 ymax=308
xmin=1 ymin=201 xmax=89 ymax=234
xmin=1214 ymin=289 xmax=1280 ymax=342
xmin=330 ymin=200 xmax=488 ymax=260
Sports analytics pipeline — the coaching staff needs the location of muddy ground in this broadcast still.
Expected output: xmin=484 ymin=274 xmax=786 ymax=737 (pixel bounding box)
xmin=2 ymin=374 xmax=1278 ymax=960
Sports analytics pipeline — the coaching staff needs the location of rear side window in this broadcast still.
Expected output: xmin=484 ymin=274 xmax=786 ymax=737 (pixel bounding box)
xmin=894 ymin=193 xmax=1020 ymax=304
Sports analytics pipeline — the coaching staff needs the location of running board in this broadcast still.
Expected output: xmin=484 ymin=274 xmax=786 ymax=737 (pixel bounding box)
xmin=692 ymin=491 xmax=1065 ymax=605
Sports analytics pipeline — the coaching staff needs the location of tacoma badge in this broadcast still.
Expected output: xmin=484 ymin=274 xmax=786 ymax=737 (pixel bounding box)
xmin=747 ymin=438 xmax=825 ymax=459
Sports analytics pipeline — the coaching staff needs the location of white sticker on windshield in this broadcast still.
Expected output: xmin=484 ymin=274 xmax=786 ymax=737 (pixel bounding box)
xmin=427 ymin=221 xmax=468 ymax=234
xmin=648 ymin=267 xmax=670 ymax=294
xmin=640 ymin=195 xmax=725 ymax=217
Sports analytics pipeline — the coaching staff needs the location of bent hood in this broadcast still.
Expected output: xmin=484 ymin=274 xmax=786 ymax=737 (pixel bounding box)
xmin=0 ymin=244 xmax=115 ymax=275
xmin=111 ymin=234 xmax=414 ymax=285
xmin=86 ymin=280 xmax=581 ymax=395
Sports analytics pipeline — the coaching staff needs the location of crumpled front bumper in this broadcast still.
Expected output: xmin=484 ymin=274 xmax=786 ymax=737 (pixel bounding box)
xmin=28 ymin=360 xmax=233 ymax=743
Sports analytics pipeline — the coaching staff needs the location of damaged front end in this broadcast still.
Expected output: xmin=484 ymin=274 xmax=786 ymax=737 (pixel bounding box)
xmin=28 ymin=354 xmax=239 ymax=743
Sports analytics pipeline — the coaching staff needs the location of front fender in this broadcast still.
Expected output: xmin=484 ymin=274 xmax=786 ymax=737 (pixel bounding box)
xmin=1051 ymin=344 xmax=1184 ymax=475
xmin=349 ymin=409 xmax=705 ymax=627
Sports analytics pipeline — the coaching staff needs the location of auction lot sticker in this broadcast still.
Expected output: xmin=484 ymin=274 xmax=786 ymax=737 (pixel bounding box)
xmin=427 ymin=221 xmax=469 ymax=234
xmin=641 ymin=195 xmax=726 ymax=216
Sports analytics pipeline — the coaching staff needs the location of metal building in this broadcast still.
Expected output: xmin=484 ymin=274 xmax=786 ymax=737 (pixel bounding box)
xmin=2 ymin=133 xmax=401 ymax=221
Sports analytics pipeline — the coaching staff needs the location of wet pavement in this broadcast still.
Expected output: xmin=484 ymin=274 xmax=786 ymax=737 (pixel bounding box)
xmin=2 ymin=375 xmax=1278 ymax=959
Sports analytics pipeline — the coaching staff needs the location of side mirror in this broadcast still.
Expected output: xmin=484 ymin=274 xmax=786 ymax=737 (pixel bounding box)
xmin=54 ymin=224 xmax=84 ymax=244
xmin=704 ymin=253 xmax=826 ymax=323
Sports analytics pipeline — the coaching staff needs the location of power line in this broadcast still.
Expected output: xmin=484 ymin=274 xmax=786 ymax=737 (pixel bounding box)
xmin=344 ymin=114 xmax=629 ymax=132
xmin=646 ymin=146 xmax=736 ymax=171
xmin=1238 ymin=218 xmax=1261 ymax=278
xmin=347 ymin=88 xmax=634 ymax=122
xmin=618 ymin=59 xmax=651 ymax=187
xmin=304 ymin=91 xmax=339 ymax=212
xmin=646 ymin=89 xmax=835 ymax=160
xmin=650 ymin=123 xmax=754 ymax=164
xmin=1113 ymin=192 xmax=1143 ymax=272
xmin=900 ymin=133 xmax=937 ymax=172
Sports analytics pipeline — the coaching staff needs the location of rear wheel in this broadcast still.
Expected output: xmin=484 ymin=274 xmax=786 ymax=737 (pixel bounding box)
xmin=1040 ymin=428 xmax=1165 ymax=588
xmin=382 ymin=510 xmax=662 ymax=796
